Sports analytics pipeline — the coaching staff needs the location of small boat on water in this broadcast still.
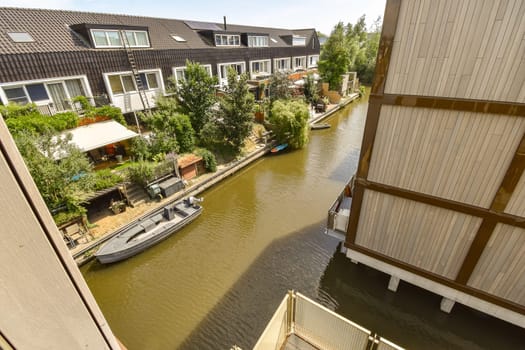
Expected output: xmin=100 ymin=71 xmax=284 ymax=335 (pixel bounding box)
xmin=311 ymin=123 xmax=330 ymax=130
xmin=95 ymin=197 xmax=203 ymax=264
xmin=271 ymin=143 xmax=288 ymax=153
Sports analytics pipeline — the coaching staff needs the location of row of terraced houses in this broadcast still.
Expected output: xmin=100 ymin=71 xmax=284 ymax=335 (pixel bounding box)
xmin=0 ymin=7 xmax=320 ymax=117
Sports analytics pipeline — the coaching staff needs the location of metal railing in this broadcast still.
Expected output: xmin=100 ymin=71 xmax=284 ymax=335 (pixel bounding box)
xmin=253 ymin=291 xmax=404 ymax=350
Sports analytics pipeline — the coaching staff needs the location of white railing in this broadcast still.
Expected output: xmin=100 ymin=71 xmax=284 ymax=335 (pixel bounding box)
xmin=252 ymin=291 xmax=404 ymax=350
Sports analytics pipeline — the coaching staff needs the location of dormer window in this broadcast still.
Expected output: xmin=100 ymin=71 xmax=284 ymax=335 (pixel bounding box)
xmin=90 ymin=29 xmax=150 ymax=48
xmin=292 ymin=35 xmax=306 ymax=46
xmin=248 ymin=36 xmax=268 ymax=47
xmin=215 ymin=34 xmax=240 ymax=46
xmin=125 ymin=31 xmax=149 ymax=47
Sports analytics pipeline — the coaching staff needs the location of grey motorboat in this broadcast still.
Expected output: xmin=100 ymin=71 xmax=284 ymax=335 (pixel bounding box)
xmin=95 ymin=197 xmax=203 ymax=264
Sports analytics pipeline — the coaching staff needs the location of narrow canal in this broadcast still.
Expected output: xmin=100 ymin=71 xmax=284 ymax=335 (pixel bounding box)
xmin=81 ymin=93 xmax=524 ymax=349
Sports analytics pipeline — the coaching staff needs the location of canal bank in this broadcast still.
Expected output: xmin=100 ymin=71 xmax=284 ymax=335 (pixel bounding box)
xmin=73 ymin=93 xmax=361 ymax=265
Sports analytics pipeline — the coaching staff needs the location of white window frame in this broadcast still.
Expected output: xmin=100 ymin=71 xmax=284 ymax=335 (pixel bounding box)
xmin=103 ymin=69 xmax=164 ymax=100
xmin=217 ymin=62 xmax=246 ymax=85
xmin=0 ymin=75 xmax=92 ymax=108
xmin=90 ymin=29 xmax=150 ymax=48
xmin=292 ymin=35 xmax=306 ymax=46
xmin=171 ymin=64 xmax=213 ymax=85
xmin=249 ymin=59 xmax=271 ymax=79
xmin=293 ymin=56 xmax=307 ymax=71
xmin=248 ymin=36 xmax=269 ymax=47
xmin=124 ymin=30 xmax=150 ymax=48
xmin=308 ymin=55 xmax=319 ymax=68
xmin=215 ymin=34 xmax=241 ymax=47
xmin=273 ymin=57 xmax=291 ymax=72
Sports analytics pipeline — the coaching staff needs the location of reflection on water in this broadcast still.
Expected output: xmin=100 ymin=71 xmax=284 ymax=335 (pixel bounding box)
xmin=82 ymin=94 xmax=524 ymax=349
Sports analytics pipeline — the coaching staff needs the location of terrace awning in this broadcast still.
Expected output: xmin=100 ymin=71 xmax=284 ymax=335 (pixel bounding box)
xmin=63 ymin=120 xmax=138 ymax=152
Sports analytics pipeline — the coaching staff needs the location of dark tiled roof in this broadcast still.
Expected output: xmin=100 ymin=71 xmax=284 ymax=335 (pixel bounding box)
xmin=0 ymin=7 xmax=317 ymax=54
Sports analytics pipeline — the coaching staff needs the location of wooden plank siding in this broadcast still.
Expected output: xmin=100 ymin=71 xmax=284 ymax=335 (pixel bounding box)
xmin=468 ymin=224 xmax=525 ymax=306
xmin=356 ymin=190 xmax=481 ymax=280
xmin=367 ymin=105 xmax=525 ymax=208
xmin=506 ymin=174 xmax=525 ymax=217
xmin=346 ymin=0 xmax=525 ymax=320
xmin=385 ymin=0 xmax=525 ymax=103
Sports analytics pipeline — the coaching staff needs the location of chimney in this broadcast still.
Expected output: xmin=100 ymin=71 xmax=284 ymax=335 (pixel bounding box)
xmin=223 ymin=16 xmax=227 ymax=30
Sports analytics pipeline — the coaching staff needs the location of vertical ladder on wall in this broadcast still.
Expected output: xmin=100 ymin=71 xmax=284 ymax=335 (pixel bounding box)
xmin=120 ymin=30 xmax=151 ymax=113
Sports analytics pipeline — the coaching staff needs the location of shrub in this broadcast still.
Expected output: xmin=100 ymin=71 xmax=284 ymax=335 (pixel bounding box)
xmin=195 ymin=148 xmax=217 ymax=172
xmin=91 ymin=169 xmax=124 ymax=191
xmin=127 ymin=161 xmax=156 ymax=187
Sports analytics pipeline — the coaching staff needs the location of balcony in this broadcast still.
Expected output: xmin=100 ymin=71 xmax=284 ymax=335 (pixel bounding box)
xmin=250 ymin=291 xmax=403 ymax=350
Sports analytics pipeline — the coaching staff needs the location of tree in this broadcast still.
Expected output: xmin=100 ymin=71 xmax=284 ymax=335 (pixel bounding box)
xmin=141 ymin=95 xmax=195 ymax=156
xmin=268 ymin=71 xmax=292 ymax=102
xmin=14 ymin=131 xmax=93 ymax=213
xmin=346 ymin=15 xmax=382 ymax=85
xmin=174 ymin=61 xmax=218 ymax=135
xmin=269 ymin=100 xmax=310 ymax=149
xmin=216 ymin=67 xmax=255 ymax=154
xmin=318 ymin=22 xmax=350 ymax=92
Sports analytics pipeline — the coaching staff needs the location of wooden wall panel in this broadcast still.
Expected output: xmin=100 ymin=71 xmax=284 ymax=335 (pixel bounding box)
xmin=368 ymin=105 xmax=525 ymax=208
xmin=385 ymin=0 xmax=525 ymax=103
xmin=355 ymin=190 xmax=481 ymax=279
xmin=504 ymin=173 xmax=525 ymax=217
xmin=468 ymin=224 xmax=525 ymax=305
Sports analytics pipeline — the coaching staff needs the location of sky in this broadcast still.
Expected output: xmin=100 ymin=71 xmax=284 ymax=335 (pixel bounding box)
xmin=1 ymin=0 xmax=387 ymax=35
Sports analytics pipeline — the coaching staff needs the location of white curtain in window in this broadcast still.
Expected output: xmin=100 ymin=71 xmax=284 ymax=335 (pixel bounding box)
xmin=47 ymin=83 xmax=69 ymax=111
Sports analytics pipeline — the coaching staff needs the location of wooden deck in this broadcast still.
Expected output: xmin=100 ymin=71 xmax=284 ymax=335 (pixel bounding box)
xmin=283 ymin=334 xmax=319 ymax=350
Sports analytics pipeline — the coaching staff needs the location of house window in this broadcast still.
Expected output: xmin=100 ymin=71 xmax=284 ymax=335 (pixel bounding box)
xmin=125 ymin=31 xmax=149 ymax=47
xmin=250 ymin=60 xmax=271 ymax=78
xmin=248 ymin=36 xmax=268 ymax=47
xmin=274 ymin=58 xmax=291 ymax=72
xmin=145 ymin=73 xmax=159 ymax=89
xmin=173 ymin=65 xmax=213 ymax=85
xmin=218 ymin=62 xmax=245 ymax=84
xmin=308 ymin=55 xmax=319 ymax=68
xmin=91 ymin=29 xmax=150 ymax=48
xmin=1 ymin=77 xmax=89 ymax=111
xmin=292 ymin=35 xmax=306 ymax=46
xmin=108 ymin=74 xmax=136 ymax=94
xmin=215 ymin=34 xmax=240 ymax=46
xmin=4 ymin=87 xmax=29 ymax=104
xmin=107 ymin=71 xmax=162 ymax=94
xmin=293 ymin=56 xmax=307 ymax=71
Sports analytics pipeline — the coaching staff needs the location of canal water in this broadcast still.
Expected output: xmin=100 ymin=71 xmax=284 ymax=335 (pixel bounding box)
xmin=81 ymin=93 xmax=525 ymax=349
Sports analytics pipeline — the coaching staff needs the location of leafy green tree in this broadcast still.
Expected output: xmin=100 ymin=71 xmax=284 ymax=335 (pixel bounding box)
xmin=318 ymin=22 xmax=350 ymax=92
xmin=141 ymin=95 xmax=195 ymax=156
xmin=268 ymin=71 xmax=292 ymax=102
xmin=216 ymin=67 xmax=255 ymax=154
xmin=14 ymin=131 xmax=93 ymax=213
xmin=269 ymin=100 xmax=310 ymax=149
xmin=346 ymin=15 xmax=382 ymax=84
xmin=174 ymin=61 xmax=218 ymax=134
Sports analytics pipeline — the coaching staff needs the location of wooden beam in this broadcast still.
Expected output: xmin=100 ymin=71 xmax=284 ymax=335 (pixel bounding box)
xmin=371 ymin=94 xmax=525 ymax=117
xmin=347 ymin=0 xmax=401 ymax=246
xmin=346 ymin=244 xmax=525 ymax=315
xmin=455 ymin=131 xmax=525 ymax=284
xmin=354 ymin=178 xmax=525 ymax=229
xmin=371 ymin=0 xmax=402 ymax=95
